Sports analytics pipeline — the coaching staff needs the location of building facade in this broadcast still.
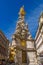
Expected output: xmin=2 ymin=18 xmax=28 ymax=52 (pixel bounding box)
xmin=12 ymin=6 xmax=38 ymax=65
xmin=0 ymin=30 xmax=9 ymax=60
xmin=35 ymin=13 xmax=43 ymax=65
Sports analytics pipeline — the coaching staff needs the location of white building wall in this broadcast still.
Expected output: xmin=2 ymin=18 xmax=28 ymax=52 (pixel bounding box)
xmin=41 ymin=26 xmax=43 ymax=33
xmin=35 ymin=26 xmax=43 ymax=54
xmin=36 ymin=38 xmax=42 ymax=49
xmin=35 ymin=33 xmax=41 ymax=45
xmin=37 ymin=45 xmax=43 ymax=54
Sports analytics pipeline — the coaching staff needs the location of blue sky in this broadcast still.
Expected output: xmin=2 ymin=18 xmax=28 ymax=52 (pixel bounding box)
xmin=0 ymin=0 xmax=43 ymax=40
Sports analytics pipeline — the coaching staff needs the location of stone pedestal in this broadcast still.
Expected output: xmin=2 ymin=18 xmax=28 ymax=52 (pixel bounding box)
xmin=26 ymin=40 xmax=38 ymax=65
xmin=27 ymin=52 xmax=38 ymax=65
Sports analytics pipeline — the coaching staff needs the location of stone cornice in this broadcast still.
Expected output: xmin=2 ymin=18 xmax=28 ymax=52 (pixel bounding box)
xmin=26 ymin=38 xmax=35 ymax=42
xmin=14 ymin=46 xmax=36 ymax=52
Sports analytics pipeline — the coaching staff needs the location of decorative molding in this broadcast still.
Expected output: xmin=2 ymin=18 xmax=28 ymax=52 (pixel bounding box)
xmin=36 ymin=41 xmax=43 ymax=50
